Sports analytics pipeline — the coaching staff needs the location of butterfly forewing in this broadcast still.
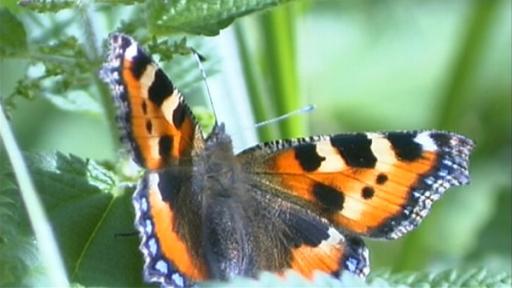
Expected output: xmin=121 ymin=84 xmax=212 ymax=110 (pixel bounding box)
xmin=100 ymin=33 xmax=201 ymax=170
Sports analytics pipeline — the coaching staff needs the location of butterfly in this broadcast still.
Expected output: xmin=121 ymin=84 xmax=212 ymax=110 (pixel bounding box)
xmin=99 ymin=33 xmax=474 ymax=287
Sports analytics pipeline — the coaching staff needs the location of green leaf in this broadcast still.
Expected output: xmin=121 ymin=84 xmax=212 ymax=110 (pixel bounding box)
xmin=369 ymin=268 xmax=512 ymax=288
xmin=17 ymin=0 xmax=75 ymax=13
xmin=146 ymin=0 xmax=295 ymax=36
xmin=192 ymin=106 xmax=216 ymax=135
xmin=202 ymin=271 xmax=369 ymax=287
xmin=0 ymin=0 xmax=20 ymax=12
xmin=0 ymin=8 xmax=27 ymax=57
xmin=0 ymin=152 xmax=44 ymax=286
xmin=1 ymin=151 xmax=144 ymax=286
xmin=8 ymin=36 xmax=103 ymax=114
xmin=205 ymin=269 xmax=511 ymax=287
xmin=26 ymin=152 xmax=143 ymax=286
xmin=41 ymin=91 xmax=102 ymax=114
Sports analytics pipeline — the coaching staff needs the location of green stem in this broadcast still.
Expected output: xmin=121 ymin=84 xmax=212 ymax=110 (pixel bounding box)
xmin=78 ymin=3 xmax=120 ymax=153
xmin=0 ymin=103 xmax=69 ymax=286
xmin=259 ymin=4 xmax=304 ymax=138
xmin=436 ymin=0 xmax=500 ymax=130
xmin=234 ymin=21 xmax=276 ymax=141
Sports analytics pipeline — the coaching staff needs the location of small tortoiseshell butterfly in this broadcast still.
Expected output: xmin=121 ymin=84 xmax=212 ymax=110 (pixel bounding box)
xmin=100 ymin=33 xmax=474 ymax=287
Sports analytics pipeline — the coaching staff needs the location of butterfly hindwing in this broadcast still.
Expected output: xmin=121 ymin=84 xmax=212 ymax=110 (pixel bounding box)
xmin=133 ymin=172 xmax=206 ymax=287
xmin=100 ymin=34 xmax=201 ymax=170
xmin=238 ymin=131 xmax=474 ymax=239
xmin=245 ymin=184 xmax=370 ymax=279
xmin=271 ymin=205 xmax=370 ymax=279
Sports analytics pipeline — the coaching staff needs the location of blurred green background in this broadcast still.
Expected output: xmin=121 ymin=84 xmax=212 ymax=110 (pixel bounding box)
xmin=1 ymin=0 xmax=511 ymax=283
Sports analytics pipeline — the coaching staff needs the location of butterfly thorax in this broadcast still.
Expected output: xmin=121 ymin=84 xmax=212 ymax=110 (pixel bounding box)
xmin=170 ymin=123 xmax=258 ymax=279
xmin=198 ymin=124 xmax=241 ymax=197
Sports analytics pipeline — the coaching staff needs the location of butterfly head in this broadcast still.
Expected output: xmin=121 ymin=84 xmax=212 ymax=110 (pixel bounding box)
xmin=205 ymin=123 xmax=231 ymax=148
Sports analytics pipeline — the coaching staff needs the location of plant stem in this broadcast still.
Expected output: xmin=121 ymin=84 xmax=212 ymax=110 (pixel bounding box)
xmin=234 ymin=21 xmax=276 ymax=141
xmin=436 ymin=0 xmax=500 ymax=130
xmin=0 ymin=103 xmax=69 ymax=286
xmin=259 ymin=4 xmax=305 ymax=138
xmin=78 ymin=3 xmax=121 ymax=153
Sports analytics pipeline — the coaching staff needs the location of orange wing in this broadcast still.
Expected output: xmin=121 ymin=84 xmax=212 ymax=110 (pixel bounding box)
xmin=238 ymin=131 xmax=474 ymax=239
xmin=100 ymin=34 xmax=201 ymax=170
xmin=133 ymin=173 xmax=208 ymax=287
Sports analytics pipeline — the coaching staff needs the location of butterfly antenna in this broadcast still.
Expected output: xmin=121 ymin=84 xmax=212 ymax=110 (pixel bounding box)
xmin=254 ymin=104 xmax=316 ymax=128
xmin=191 ymin=48 xmax=218 ymax=124
xmin=114 ymin=231 xmax=139 ymax=238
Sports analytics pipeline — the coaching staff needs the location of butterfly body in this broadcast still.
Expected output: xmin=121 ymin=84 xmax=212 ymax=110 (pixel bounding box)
xmin=100 ymin=33 xmax=473 ymax=287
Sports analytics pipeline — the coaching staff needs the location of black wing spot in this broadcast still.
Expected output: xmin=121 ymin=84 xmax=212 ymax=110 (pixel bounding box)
xmin=141 ymin=101 xmax=148 ymax=114
xmin=130 ymin=48 xmax=152 ymax=79
xmin=284 ymin=213 xmax=329 ymax=248
xmin=330 ymin=134 xmax=376 ymax=168
xmin=172 ymin=103 xmax=186 ymax=129
xmin=430 ymin=132 xmax=451 ymax=148
xmin=157 ymin=170 xmax=183 ymax=207
xmin=145 ymin=120 xmax=153 ymax=134
xmin=294 ymin=144 xmax=325 ymax=172
xmin=387 ymin=132 xmax=423 ymax=161
xmin=313 ymin=183 xmax=344 ymax=212
xmin=376 ymin=173 xmax=388 ymax=185
xmin=158 ymin=135 xmax=173 ymax=159
xmin=148 ymin=69 xmax=175 ymax=107
xmin=361 ymin=186 xmax=375 ymax=200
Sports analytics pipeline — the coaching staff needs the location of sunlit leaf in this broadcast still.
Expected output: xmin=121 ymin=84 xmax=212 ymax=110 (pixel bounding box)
xmin=0 ymin=9 xmax=27 ymax=57
xmin=17 ymin=0 xmax=74 ymax=12
xmin=0 ymin=148 xmax=45 ymax=286
xmin=1 ymin=151 xmax=144 ymax=286
xmin=146 ymin=0 xmax=295 ymax=36
xmin=369 ymin=268 xmax=512 ymax=287
xmin=42 ymin=91 xmax=102 ymax=114
xmin=24 ymin=153 xmax=142 ymax=286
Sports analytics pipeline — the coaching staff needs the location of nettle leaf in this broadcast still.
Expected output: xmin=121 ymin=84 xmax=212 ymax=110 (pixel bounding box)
xmin=146 ymin=0 xmax=294 ymax=36
xmin=369 ymin=268 xmax=512 ymax=288
xmin=17 ymin=0 xmax=75 ymax=13
xmin=0 ymin=168 xmax=42 ymax=286
xmin=2 ymin=152 xmax=145 ymax=286
xmin=42 ymin=90 xmax=102 ymax=113
xmin=28 ymin=153 xmax=143 ymax=286
xmin=146 ymin=36 xmax=193 ymax=62
xmin=0 ymin=0 xmax=20 ymax=12
xmin=9 ymin=36 xmax=102 ymax=114
xmin=0 ymin=8 xmax=27 ymax=57
xmin=99 ymin=0 xmax=145 ymax=6
xmin=203 ymin=271 xmax=370 ymax=287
